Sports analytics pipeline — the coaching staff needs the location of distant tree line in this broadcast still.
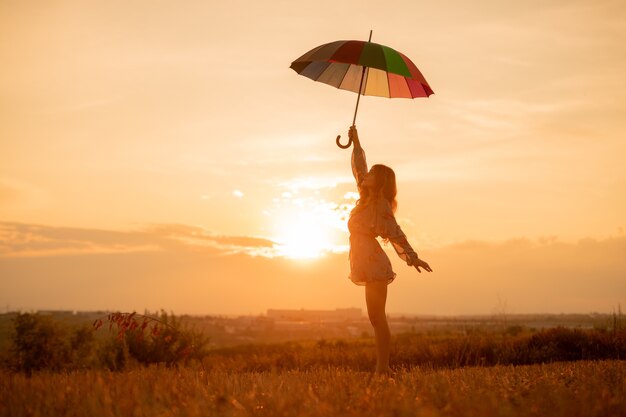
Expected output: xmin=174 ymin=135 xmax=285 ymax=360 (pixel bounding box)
xmin=2 ymin=310 xmax=624 ymax=374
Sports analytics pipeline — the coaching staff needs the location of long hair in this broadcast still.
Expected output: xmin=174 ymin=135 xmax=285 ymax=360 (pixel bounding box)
xmin=352 ymin=164 xmax=398 ymax=214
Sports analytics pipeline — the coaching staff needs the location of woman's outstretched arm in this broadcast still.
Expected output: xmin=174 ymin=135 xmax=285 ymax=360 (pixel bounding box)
xmin=375 ymin=200 xmax=433 ymax=273
xmin=349 ymin=126 xmax=368 ymax=189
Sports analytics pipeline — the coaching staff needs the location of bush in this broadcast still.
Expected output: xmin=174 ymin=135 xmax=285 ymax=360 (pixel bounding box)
xmin=98 ymin=337 xmax=129 ymax=371
xmin=7 ymin=313 xmax=98 ymax=373
xmin=6 ymin=311 xmax=211 ymax=373
xmin=121 ymin=311 xmax=210 ymax=366
xmin=9 ymin=313 xmax=70 ymax=374
xmin=514 ymin=327 xmax=624 ymax=364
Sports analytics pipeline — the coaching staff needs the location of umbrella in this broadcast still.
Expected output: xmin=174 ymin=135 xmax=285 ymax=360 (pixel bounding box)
xmin=290 ymin=31 xmax=433 ymax=148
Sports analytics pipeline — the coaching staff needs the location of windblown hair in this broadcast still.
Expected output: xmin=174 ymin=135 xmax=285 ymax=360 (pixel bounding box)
xmin=353 ymin=164 xmax=398 ymax=214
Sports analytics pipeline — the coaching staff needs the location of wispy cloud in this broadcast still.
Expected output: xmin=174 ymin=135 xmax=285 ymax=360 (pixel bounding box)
xmin=143 ymin=223 xmax=277 ymax=257
xmin=0 ymin=222 xmax=162 ymax=258
xmin=0 ymin=222 xmax=277 ymax=259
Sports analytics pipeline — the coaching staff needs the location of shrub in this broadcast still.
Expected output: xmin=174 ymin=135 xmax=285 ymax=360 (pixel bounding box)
xmin=10 ymin=313 xmax=69 ymax=373
xmin=98 ymin=311 xmax=210 ymax=367
xmin=514 ymin=326 xmax=625 ymax=364
xmin=98 ymin=337 xmax=129 ymax=371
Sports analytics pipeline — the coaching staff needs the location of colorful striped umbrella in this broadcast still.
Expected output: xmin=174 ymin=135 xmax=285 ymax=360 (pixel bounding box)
xmin=290 ymin=31 xmax=433 ymax=148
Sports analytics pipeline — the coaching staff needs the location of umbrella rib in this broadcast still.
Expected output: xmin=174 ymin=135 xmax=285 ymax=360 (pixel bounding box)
xmin=404 ymin=76 xmax=413 ymax=98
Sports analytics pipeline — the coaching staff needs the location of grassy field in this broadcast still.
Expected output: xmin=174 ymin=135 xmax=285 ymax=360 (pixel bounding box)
xmin=2 ymin=360 xmax=624 ymax=417
xmin=2 ymin=312 xmax=624 ymax=416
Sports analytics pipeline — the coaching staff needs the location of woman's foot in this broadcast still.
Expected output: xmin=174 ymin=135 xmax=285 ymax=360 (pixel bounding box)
xmin=369 ymin=368 xmax=397 ymax=383
xmin=375 ymin=367 xmax=395 ymax=376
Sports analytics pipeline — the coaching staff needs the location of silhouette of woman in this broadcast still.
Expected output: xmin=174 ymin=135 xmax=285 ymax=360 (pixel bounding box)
xmin=347 ymin=125 xmax=432 ymax=374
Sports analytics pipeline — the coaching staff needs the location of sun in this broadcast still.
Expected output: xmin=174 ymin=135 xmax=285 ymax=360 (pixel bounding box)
xmin=272 ymin=211 xmax=338 ymax=259
xmin=268 ymin=201 xmax=352 ymax=259
xmin=265 ymin=178 xmax=355 ymax=259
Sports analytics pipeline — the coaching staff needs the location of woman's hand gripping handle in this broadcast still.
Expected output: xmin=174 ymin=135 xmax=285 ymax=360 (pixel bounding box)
xmin=336 ymin=125 xmax=360 ymax=149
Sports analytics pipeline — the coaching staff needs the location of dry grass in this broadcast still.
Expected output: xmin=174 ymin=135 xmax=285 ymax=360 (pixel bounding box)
xmin=2 ymin=360 xmax=624 ymax=417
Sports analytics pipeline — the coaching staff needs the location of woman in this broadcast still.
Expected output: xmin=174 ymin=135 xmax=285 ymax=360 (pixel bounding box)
xmin=347 ymin=125 xmax=432 ymax=374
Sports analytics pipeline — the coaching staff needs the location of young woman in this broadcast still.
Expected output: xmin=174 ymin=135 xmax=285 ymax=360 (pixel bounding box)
xmin=347 ymin=125 xmax=432 ymax=374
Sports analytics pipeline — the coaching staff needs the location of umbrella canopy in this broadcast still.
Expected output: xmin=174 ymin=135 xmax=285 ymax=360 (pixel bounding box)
xmin=290 ymin=40 xmax=434 ymax=99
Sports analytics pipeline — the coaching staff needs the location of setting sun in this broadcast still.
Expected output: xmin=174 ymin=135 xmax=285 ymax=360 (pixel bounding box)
xmin=267 ymin=189 xmax=351 ymax=259
xmin=273 ymin=212 xmax=333 ymax=259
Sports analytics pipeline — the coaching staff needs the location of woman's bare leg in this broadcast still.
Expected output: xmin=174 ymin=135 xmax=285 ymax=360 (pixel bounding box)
xmin=365 ymin=281 xmax=391 ymax=373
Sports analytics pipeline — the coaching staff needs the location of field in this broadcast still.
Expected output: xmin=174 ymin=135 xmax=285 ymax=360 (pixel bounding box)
xmin=2 ymin=360 xmax=625 ymax=417
xmin=2 ymin=311 xmax=625 ymax=416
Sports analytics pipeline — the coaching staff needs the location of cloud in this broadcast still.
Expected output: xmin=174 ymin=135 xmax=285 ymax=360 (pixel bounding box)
xmin=0 ymin=222 xmax=277 ymax=258
xmin=1 ymin=229 xmax=624 ymax=315
xmin=143 ymin=223 xmax=277 ymax=256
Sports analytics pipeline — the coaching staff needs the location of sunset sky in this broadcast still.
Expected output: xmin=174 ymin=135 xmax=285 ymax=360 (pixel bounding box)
xmin=1 ymin=0 xmax=625 ymax=316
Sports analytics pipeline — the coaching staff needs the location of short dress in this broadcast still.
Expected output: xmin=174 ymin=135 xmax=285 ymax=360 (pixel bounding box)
xmin=348 ymin=144 xmax=419 ymax=286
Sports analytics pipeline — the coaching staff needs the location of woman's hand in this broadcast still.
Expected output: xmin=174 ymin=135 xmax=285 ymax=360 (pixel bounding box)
xmin=414 ymin=258 xmax=433 ymax=273
xmin=348 ymin=125 xmax=360 ymax=148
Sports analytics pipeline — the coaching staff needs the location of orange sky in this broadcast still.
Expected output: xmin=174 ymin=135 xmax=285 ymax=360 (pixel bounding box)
xmin=1 ymin=1 xmax=625 ymax=315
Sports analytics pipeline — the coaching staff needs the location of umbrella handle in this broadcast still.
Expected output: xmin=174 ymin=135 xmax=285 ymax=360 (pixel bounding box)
xmin=336 ymin=134 xmax=352 ymax=149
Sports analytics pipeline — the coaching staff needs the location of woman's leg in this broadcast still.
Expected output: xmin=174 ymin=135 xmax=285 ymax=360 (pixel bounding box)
xmin=365 ymin=281 xmax=391 ymax=373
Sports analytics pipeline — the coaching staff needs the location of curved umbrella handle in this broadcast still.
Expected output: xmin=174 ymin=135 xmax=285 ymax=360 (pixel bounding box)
xmin=336 ymin=135 xmax=352 ymax=149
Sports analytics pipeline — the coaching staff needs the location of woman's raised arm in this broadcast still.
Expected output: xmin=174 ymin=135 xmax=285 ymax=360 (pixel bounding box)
xmin=349 ymin=126 xmax=368 ymax=188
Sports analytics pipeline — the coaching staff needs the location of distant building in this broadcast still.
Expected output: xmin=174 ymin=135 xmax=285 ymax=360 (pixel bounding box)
xmin=266 ymin=308 xmax=363 ymax=322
